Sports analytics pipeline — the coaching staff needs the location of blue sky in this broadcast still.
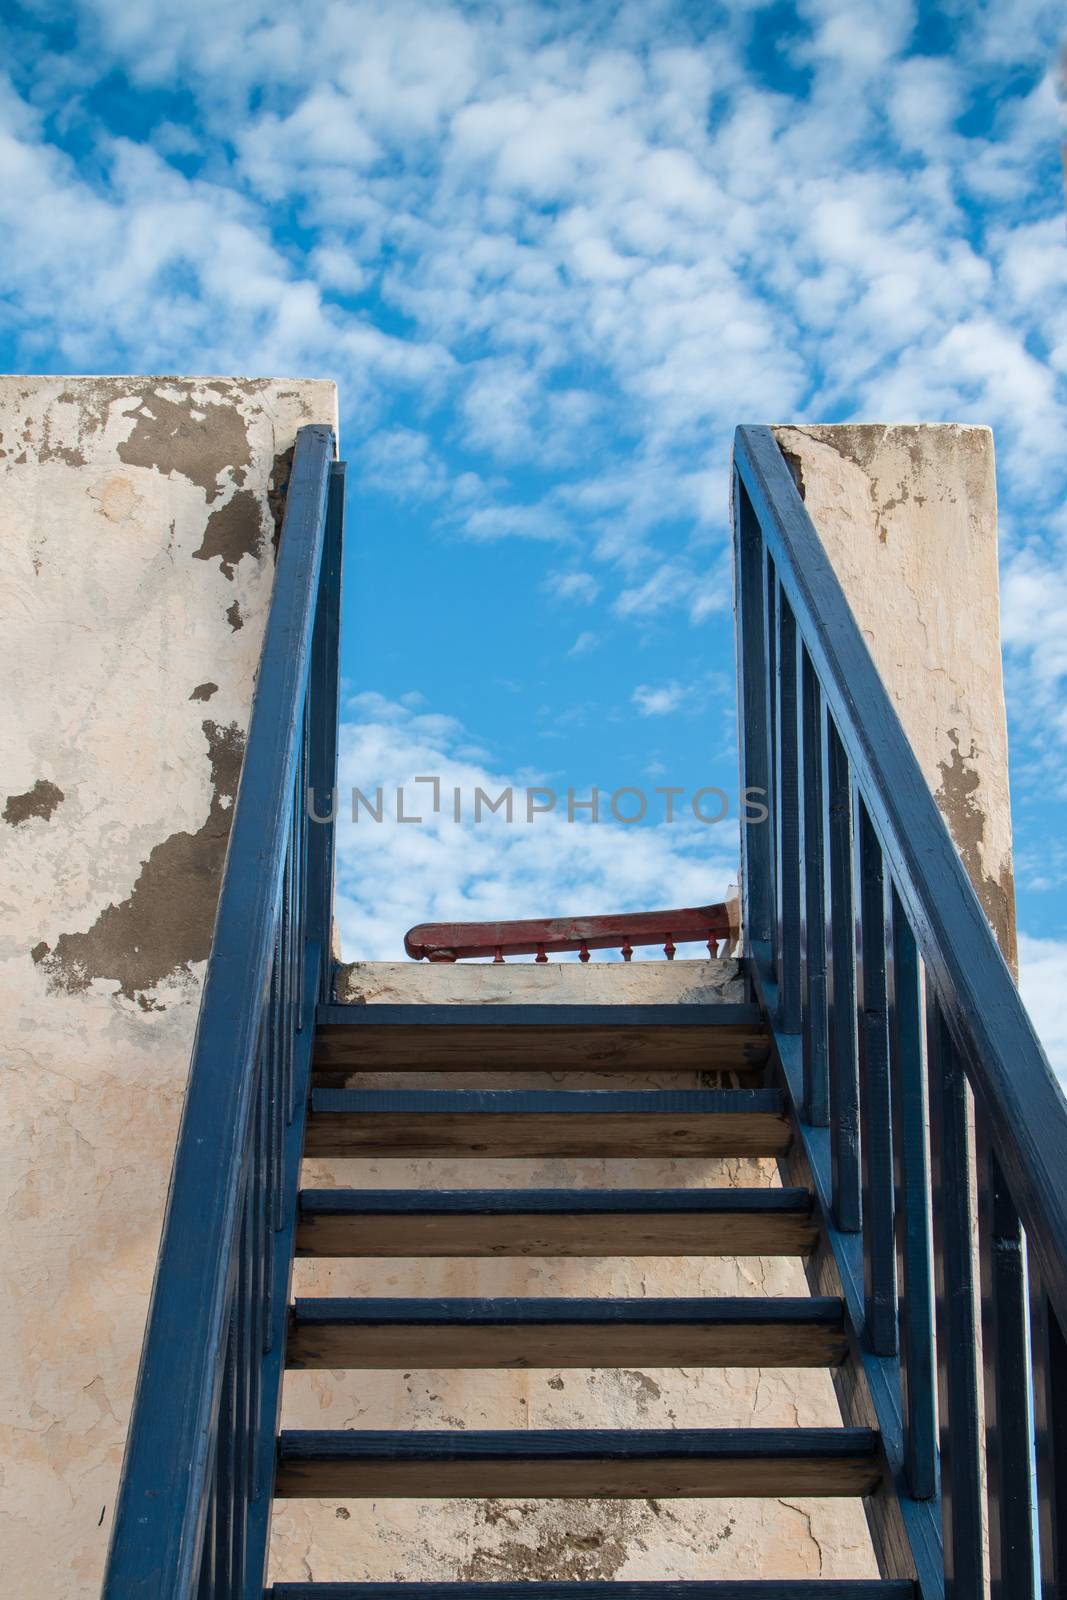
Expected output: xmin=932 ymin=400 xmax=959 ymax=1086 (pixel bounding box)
xmin=2 ymin=0 xmax=1065 ymax=1068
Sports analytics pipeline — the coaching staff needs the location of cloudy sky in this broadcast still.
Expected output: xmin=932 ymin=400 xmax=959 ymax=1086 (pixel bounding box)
xmin=3 ymin=0 xmax=1065 ymax=1071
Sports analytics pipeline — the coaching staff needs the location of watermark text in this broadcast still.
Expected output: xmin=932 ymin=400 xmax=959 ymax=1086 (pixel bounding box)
xmin=306 ymin=781 xmax=768 ymax=826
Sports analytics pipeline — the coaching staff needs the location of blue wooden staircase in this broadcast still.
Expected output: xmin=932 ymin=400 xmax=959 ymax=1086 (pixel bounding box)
xmin=100 ymin=425 xmax=1067 ymax=1600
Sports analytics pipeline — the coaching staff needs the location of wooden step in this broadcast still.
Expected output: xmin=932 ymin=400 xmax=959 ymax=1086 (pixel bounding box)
xmin=314 ymin=1003 xmax=769 ymax=1078
xmin=270 ymin=1584 xmax=917 ymax=1599
xmin=286 ymin=1296 xmax=846 ymax=1369
xmin=303 ymin=1088 xmax=791 ymax=1159
xmin=296 ymin=1186 xmax=818 ymax=1257
xmin=274 ymin=1427 xmax=881 ymax=1498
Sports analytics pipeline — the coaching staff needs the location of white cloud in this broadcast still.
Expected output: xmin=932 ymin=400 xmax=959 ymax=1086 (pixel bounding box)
xmin=1018 ymin=933 xmax=1067 ymax=1091
xmin=310 ymin=243 xmax=368 ymax=296
xmin=461 ymin=358 xmax=542 ymax=459
xmin=568 ymin=630 xmax=599 ymax=655
xmin=0 ymin=93 xmax=453 ymax=394
xmin=357 ymin=427 xmax=452 ymax=500
xmin=461 ymin=502 xmax=568 ymax=541
xmin=887 ymin=55 xmax=963 ymax=152
xmin=616 ymin=564 xmax=693 ymax=618
xmin=334 ymin=695 xmax=738 ymax=959
xmin=632 ymin=682 xmax=686 ymax=716
xmin=545 ymin=570 xmax=600 ymax=603
xmin=999 ymin=539 xmax=1067 ymax=757
xmin=794 ymin=0 xmax=918 ymax=78
xmin=615 ymin=554 xmax=732 ymax=623
xmin=3 ymin=0 xmax=1066 ymax=756
xmin=235 ymin=88 xmax=380 ymax=202
xmin=990 ymin=215 xmax=1067 ymax=376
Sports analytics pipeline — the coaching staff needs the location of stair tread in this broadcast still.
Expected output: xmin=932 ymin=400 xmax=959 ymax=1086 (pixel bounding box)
xmin=313 ymin=1002 xmax=770 ymax=1074
xmin=311 ymin=1088 xmax=784 ymax=1113
xmin=296 ymin=1186 xmax=816 ymax=1258
xmin=278 ymin=1427 xmax=878 ymax=1458
xmin=285 ymin=1296 xmax=846 ymax=1370
xmin=274 ymin=1426 xmax=881 ymax=1498
xmin=317 ymin=1004 xmax=765 ymax=1028
xmin=299 ymin=1186 xmax=812 ymax=1216
xmin=270 ymin=1584 xmax=916 ymax=1599
xmin=291 ymin=1296 xmax=842 ymax=1325
xmin=304 ymin=1089 xmax=791 ymax=1158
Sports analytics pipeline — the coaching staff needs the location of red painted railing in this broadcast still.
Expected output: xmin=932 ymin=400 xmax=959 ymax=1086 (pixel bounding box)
xmin=404 ymin=903 xmax=735 ymax=963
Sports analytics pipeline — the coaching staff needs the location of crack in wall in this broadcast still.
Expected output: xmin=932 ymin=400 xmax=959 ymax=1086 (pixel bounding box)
xmin=268 ymin=445 xmax=295 ymax=552
xmin=778 ymin=443 xmax=806 ymax=500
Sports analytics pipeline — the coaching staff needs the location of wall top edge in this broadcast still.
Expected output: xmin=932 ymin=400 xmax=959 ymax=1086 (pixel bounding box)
xmin=0 ymin=374 xmax=337 ymax=386
xmin=767 ymin=420 xmax=991 ymax=434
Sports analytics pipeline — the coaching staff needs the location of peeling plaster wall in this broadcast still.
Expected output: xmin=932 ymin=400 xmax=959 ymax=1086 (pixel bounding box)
xmin=772 ymin=424 xmax=1016 ymax=969
xmin=270 ymin=961 xmax=877 ymax=1587
xmin=0 ymin=376 xmax=336 ymax=1598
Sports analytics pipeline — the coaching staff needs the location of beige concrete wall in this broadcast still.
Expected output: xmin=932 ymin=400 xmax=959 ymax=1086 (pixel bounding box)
xmin=772 ymin=424 xmax=1016 ymax=968
xmin=271 ymin=959 xmax=876 ymax=1587
xmin=0 ymin=375 xmax=336 ymax=1598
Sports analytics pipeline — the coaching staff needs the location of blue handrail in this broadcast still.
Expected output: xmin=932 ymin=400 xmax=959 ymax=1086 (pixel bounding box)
xmin=733 ymin=425 xmax=1067 ymax=1599
xmin=102 ymin=424 xmax=344 ymax=1599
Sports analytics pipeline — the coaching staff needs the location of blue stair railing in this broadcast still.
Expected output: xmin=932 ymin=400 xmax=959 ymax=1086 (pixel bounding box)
xmin=101 ymin=414 xmax=1064 ymax=1600
xmin=733 ymin=425 xmax=1067 ymax=1600
xmin=102 ymin=424 xmax=344 ymax=1599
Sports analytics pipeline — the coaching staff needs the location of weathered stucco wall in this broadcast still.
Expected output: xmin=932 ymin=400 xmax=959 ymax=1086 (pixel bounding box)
xmin=772 ymin=424 xmax=1016 ymax=968
xmin=0 ymin=375 xmax=337 ymax=1598
xmin=270 ymin=960 xmax=876 ymax=1587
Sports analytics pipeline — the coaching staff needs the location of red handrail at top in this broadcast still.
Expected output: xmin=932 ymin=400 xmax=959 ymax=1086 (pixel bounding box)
xmin=404 ymin=903 xmax=734 ymax=963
